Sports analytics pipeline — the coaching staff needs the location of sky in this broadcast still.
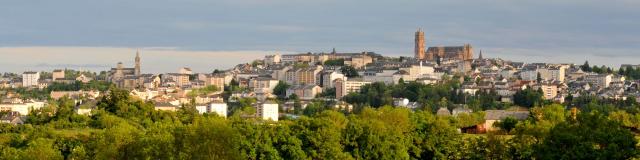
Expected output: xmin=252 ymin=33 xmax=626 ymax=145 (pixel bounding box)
xmin=1 ymin=0 xmax=639 ymax=73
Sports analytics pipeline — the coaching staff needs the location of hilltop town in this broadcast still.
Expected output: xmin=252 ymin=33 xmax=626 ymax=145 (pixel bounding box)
xmin=1 ymin=29 xmax=639 ymax=128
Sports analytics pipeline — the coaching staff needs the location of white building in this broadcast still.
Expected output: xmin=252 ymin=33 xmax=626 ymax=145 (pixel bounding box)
xmin=519 ymin=70 xmax=538 ymax=81
xmin=209 ymin=101 xmax=228 ymax=118
xmin=22 ymin=71 xmax=40 ymax=87
xmin=0 ymin=101 xmax=46 ymax=115
xmin=321 ymin=71 xmax=346 ymax=89
xmin=257 ymin=101 xmax=279 ymax=121
xmin=335 ymin=79 xmax=372 ymax=98
xmin=179 ymin=67 xmax=193 ymax=74
xmin=264 ymin=54 xmax=282 ymax=65
xmin=538 ymin=66 xmax=566 ymax=82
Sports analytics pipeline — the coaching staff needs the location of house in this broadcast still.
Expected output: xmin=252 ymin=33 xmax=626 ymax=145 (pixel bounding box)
xmin=286 ymin=85 xmax=323 ymax=100
xmin=0 ymin=101 xmax=46 ymax=115
xmin=75 ymin=100 xmax=97 ymax=115
xmin=0 ymin=111 xmax=24 ymax=125
xmin=52 ymin=69 xmax=65 ymax=80
xmin=436 ymin=107 xmax=451 ymax=116
xmin=76 ymin=74 xmax=93 ymax=83
xmin=484 ymin=110 xmax=530 ymax=131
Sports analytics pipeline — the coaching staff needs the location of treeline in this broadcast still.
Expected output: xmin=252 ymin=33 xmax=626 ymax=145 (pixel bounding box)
xmin=581 ymin=61 xmax=640 ymax=79
xmin=0 ymin=87 xmax=638 ymax=159
xmin=343 ymin=78 xmax=507 ymax=112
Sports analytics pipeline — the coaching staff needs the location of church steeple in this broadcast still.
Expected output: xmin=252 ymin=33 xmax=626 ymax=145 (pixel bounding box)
xmin=135 ymin=49 xmax=141 ymax=76
xmin=478 ymin=50 xmax=483 ymax=60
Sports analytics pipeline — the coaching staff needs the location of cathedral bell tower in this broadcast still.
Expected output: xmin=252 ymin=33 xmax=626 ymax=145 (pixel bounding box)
xmin=414 ymin=28 xmax=426 ymax=60
xmin=135 ymin=49 xmax=141 ymax=76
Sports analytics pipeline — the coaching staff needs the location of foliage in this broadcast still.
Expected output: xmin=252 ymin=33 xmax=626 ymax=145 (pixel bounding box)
xmin=323 ymin=59 xmax=345 ymax=66
xmin=340 ymin=66 xmax=359 ymax=78
xmin=273 ymin=81 xmax=290 ymax=100
xmin=187 ymin=85 xmax=219 ymax=97
xmin=1 ymin=81 xmax=640 ymax=159
xmin=513 ymin=87 xmax=544 ymax=108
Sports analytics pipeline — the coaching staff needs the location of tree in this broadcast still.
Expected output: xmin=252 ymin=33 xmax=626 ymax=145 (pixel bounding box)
xmin=323 ymin=59 xmax=345 ymax=66
xmin=340 ymin=66 xmax=359 ymax=78
xmin=273 ymin=81 xmax=290 ymax=100
xmin=513 ymin=87 xmax=544 ymax=108
xmin=581 ymin=61 xmax=591 ymax=72
xmin=494 ymin=116 xmax=518 ymax=133
xmin=536 ymin=72 xmax=542 ymax=83
xmin=21 ymin=138 xmax=64 ymax=160
xmin=536 ymin=112 xmax=639 ymax=159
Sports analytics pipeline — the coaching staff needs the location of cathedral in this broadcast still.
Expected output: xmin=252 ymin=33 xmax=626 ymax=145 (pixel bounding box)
xmin=107 ymin=50 xmax=141 ymax=89
xmin=414 ymin=29 xmax=474 ymax=61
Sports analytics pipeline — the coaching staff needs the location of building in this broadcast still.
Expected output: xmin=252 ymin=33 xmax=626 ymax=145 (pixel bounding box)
xmin=209 ymin=100 xmax=228 ymax=117
xmin=484 ymin=110 xmax=530 ymax=131
xmin=321 ymin=71 xmax=346 ymax=89
xmin=179 ymin=67 xmax=193 ymax=75
xmin=52 ymin=69 xmax=65 ymax=80
xmin=76 ymin=74 xmax=93 ymax=83
xmin=270 ymin=65 xmax=292 ymax=81
xmin=344 ymin=53 xmax=374 ymax=69
xmin=538 ymin=66 xmax=566 ymax=82
xmin=335 ymin=79 xmax=372 ymax=99
xmin=264 ymin=54 xmax=282 ymax=65
xmin=286 ymin=85 xmax=323 ymax=100
xmin=257 ymin=101 xmax=279 ymax=121
xmin=0 ymin=101 xmax=46 ymax=115
xmin=425 ymin=44 xmax=474 ymax=61
xmin=415 ymin=28 xmax=426 ymax=60
xmin=584 ymin=74 xmax=612 ymax=88
xmin=22 ymin=71 xmax=40 ymax=87
xmin=107 ymin=51 xmax=141 ymax=88
xmin=248 ymin=77 xmax=279 ymax=92
xmin=285 ymin=66 xmax=323 ymax=85
xmin=0 ymin=111 xmax=24 ymax=125
xmin=163 ymin=73 xmax=190 ymax=87
xmin=199 ymin=74 xmax=226 ymax=92
xmin=534 ymin=83 xmax=559 ymax=100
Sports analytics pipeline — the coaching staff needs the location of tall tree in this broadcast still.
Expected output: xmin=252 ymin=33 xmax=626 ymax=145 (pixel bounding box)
xmin=340 ymin=66 xmax=359 ymax=78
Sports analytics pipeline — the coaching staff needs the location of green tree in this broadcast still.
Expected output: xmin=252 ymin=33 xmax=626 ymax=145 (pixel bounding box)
xmin=581 ymin=61 xmax=591 ymax=72
xmin=21 ymin=138 xmax=64 ymax=160
xmin=536 ymin=112 xmax=639 ymax=159
xmin=273 ymin=81 xmax=290 ymax=100
xmin=494 ymin=116 xmax=518 ymax=133
xmin=340 ymin=66 xmax=359 ymax=78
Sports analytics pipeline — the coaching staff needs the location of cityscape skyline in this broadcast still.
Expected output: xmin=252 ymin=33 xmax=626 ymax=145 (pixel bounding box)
xmin=2 ymin=0 xmax=639 ymax=73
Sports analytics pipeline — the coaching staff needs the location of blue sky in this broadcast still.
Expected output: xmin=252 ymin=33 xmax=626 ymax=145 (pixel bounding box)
xmin=1 ymin=0 xmax=639 ymax=73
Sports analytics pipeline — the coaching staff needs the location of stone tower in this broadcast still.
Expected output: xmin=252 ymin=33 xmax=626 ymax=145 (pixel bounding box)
xmin=135 ymin=49 xmax=141 ymax=76
xmin=463 ymin=44 xmax=473 ymax=60
xmin=414 ymin=28 xmax=425 ymax=60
